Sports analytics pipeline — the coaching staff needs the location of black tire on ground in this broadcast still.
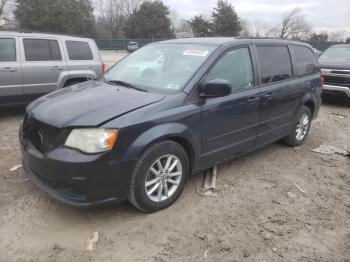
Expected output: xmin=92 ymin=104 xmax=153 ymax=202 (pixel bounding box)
xmin=283 ymin=105 xmax=312 ymax=147
xmin=128 ymin=141 xmax=189 ymax=213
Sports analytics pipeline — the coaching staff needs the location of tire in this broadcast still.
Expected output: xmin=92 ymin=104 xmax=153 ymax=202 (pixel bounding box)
xmin=128 ymin=141 xmax=189 ymax=213
xmin=283 ymin=105 xmax=312 ymax=147
xmin=63 ymin=81 xmax=82 ymax=88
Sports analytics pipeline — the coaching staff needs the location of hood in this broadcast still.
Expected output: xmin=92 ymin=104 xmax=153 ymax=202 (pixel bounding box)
xmin=27 ymin=80 xmax=165 ymax=128
xmin=319 ymin=58 xmax=350 ymax=70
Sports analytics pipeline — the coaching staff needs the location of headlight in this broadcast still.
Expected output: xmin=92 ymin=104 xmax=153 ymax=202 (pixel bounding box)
xmin=321 ymin=69 xmax=331 ymax=75
xmin=65 ymin=128 xmax=118 ymax=153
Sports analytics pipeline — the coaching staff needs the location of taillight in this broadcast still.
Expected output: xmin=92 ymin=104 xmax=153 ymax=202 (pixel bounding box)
xmin=102 ymin=63 xmax=106 ymax=75
xmin=320 ymin=76 xmax=324 ymax=90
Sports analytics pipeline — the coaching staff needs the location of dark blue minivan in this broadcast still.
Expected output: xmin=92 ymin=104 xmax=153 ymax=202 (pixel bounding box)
xmin=20 ymin=38 xmax=322 ymax=212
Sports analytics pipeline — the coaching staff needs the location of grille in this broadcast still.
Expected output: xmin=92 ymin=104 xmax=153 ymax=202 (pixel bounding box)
xmin=23 ymin=115 xmax=62 ymax=153
xmin=323 ymin=75 xmax=350 ymax=87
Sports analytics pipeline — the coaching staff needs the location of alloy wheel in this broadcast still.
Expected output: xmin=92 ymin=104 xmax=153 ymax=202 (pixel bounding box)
xmin=296 ymin=113 xmax=310 ymax=141
xmin=145 ymin=154 xmax=183 ymax=202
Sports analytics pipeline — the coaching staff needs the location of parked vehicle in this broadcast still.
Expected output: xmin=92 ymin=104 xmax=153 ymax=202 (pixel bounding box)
xmin=20 ymin=38 xmax=322 ymax=212
xmin=312 ymin=48 xmax=322 ymax=57
xmin=319 ymin=44 xmax=350 ymax=100
xmin=127 ymin=41 xmax=139 ymax=52
xmin=0 ymin=31 xmax=105 ymax=106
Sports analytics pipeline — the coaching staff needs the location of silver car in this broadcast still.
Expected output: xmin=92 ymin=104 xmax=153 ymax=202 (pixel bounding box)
xmin=127 ymin=41 xmax=139 ymax=53
xmin=0 ymin=32 xmax=104 ymax=106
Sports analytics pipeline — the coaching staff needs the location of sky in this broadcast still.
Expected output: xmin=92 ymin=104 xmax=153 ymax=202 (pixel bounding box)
xmin=162 ymin=0 xmax=350 ymax=35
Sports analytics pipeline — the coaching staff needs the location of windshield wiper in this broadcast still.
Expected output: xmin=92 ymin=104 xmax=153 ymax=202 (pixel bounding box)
xmin=105 ymin=79 xmax=147 ymax=92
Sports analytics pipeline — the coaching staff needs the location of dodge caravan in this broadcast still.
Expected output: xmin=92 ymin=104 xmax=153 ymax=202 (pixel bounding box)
xmin=20 ymin=38 xmax=322 ymax=212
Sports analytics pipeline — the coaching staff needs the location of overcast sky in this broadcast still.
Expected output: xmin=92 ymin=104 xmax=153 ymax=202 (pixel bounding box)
xmin=163 ymin=0 xmax=350 ymax=35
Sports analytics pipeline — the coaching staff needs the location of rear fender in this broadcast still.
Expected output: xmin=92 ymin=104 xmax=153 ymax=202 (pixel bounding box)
xmin=57 ymin=70 xmax=98 ymax=89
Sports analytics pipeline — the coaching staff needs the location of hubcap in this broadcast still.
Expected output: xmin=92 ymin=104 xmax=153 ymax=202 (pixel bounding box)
xmin=145 ymin=154 xmax=182 ymax=202
xmin=296 ymin=113 xmax=310 ymax=141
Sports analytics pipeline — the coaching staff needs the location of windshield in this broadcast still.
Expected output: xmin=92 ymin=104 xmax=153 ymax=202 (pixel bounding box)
xmin=320 ymin=46 xmax=350 ymax=60
xmin=104 ymin=43 xmax=216 ymax=93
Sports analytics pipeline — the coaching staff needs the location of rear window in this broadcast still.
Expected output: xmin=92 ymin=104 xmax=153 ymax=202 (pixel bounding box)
xmin=293 ymin=46 xmax=319 ymax=76
xmin=66 ymin=41 xmax=93 ymax=60
xmin=23 ymin=39 xmax=62 ymax=61
xmin=256 ymin=46 xmax=292 ymax=84
xmin=0 ymin=38 xmax=16 ymax=62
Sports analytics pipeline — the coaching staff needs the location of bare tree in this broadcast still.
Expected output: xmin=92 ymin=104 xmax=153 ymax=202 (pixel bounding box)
xmin=329 ymin=29 xmax=348 ymax=42
xmin=95 ymin=0 xmax=142 ymax=38
xmin=251 ymin=21 xmax=272 ymax=37
xmin=278 ymin=8 xmax=311 ymax=40
xmin=170 ymin=9 xmax=179 ymax=32
xmin=0 ymin=0 xmax=10 ymax=28
xmin=239 ymin=19 xmax=251 ymax=37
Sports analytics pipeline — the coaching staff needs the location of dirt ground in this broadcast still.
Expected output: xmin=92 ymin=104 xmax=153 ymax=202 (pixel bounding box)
xmin=0 ymin=98 xmax=349 ymax=262
xmin=100 ymin=50 xmax=128 ymax=69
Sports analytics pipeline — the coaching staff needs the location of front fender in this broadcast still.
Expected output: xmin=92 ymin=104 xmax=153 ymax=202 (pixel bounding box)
xmin=123 ymin=122 xmax=201 ymax=171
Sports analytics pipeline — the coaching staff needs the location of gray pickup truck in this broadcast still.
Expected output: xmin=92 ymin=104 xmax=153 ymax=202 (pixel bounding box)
xmin=319 ymin=44 xmax=350 ymax=101
xmin=0 ymin=32 xmax=104 ymax=106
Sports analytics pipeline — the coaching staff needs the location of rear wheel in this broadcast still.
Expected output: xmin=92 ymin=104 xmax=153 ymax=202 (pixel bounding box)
xmin=283 ymin=105 xmax=312 ymax=147
xmin=128 ymin=141 xmax=189 ymax=212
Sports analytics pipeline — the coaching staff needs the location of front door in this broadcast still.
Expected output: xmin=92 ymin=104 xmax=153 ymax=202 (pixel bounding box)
xmin=201 ymin=47 xmax=260 ymax=169
xmin=0 ymin=37 xmax=23 ymax=105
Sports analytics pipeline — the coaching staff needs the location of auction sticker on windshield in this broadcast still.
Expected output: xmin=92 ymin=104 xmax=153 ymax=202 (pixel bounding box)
xmin=183 ymin=50 xmax=209 ymax=57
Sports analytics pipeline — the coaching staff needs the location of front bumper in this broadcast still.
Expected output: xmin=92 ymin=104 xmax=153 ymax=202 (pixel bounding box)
xmin=323 ymin=84 xmax=350 ymax=98
xmin=20 ymin=128 xmax=135 ymax=207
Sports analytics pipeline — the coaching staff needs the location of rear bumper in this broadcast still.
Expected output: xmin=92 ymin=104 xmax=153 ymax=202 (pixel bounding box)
xmin=20 ymin=128 xmax=135 ymax=207
xmin=323 ymin=84 xmax=350 ymax=98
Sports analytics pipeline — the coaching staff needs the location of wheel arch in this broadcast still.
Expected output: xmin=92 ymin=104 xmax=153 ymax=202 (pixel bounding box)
xmin=299 ymin=92 xmax=316 ymax=118
xmin=123 ymin=123 xmax=200 ymax=174
xmin=304 ymin=100 xmax=315 ymax=117
xmin=57 ymin=70 xmax=98 ymax=89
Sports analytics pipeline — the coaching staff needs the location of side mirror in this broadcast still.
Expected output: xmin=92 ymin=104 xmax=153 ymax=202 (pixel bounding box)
xmin=200 ymin=79 xmax=232 ymax=99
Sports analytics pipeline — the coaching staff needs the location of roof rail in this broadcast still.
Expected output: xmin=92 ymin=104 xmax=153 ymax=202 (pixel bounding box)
xmin=0 ymin=30 xmax=89 ymax=38
xmin=235 ymin=36 xmax=285 ymax=40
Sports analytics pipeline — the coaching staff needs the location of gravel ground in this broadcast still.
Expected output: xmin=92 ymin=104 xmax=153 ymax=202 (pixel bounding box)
xmin=0 ymin=98 xmax=349 ymax=262
xmin=100 ymin=50 xmax=128 ymax=69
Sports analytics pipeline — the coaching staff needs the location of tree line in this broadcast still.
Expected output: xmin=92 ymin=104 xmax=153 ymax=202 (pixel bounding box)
xmin=0 ymin=0 xmax=349 ymax=43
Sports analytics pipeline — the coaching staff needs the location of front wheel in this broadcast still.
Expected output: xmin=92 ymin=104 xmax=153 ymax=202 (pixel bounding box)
xmin=283 ymin=106 xmax=312 ymax=147
xmin=128 ymin=141 xmax=189 ymax=212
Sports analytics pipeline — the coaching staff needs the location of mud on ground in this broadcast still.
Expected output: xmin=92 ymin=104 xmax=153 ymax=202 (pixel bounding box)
xmin=0 ymin=101 xmax=349 ymax=262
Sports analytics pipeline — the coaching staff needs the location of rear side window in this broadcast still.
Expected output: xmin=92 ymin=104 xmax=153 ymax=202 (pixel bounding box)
xmin=256 ymin=46 xmax=292 ymax=84
xmin=0 ymin=38 xmax=16 ymax=62
xmin=66 ymin=41 xmax=93 ymax=60
xmin=293 ymin=46 xmax=319 ymax=76
xmin=23 ymin=39 xmax=62 ymax=61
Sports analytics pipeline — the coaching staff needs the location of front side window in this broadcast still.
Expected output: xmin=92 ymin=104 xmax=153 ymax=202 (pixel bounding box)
xmin=66 ymin=41 xmax=93 ymax=60
xmin=206 ymin=48 xmax=254 ymax=90
xmin=104 ymin=43 xmax=216 ymax=93
xmin=23 ymin=39 xmax=61 ymax=61
xmin=256 ymin=46 xmax=292 ymax=84
xmin=0 ymin=38 xmax=16 ymax=62
xmin=293 ymin=46 xmax=319 ymax=76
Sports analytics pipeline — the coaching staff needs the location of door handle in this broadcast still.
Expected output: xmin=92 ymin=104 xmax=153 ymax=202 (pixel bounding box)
xmin=50 ymin=66 xmax=63 ymax=71
xmin=1 ymin=67 xmax=17 ymax=72
xmin=247 ymin=96 xmax=259 ymax=102
xmin=264 ymin=93 xmax=273 ymax=100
